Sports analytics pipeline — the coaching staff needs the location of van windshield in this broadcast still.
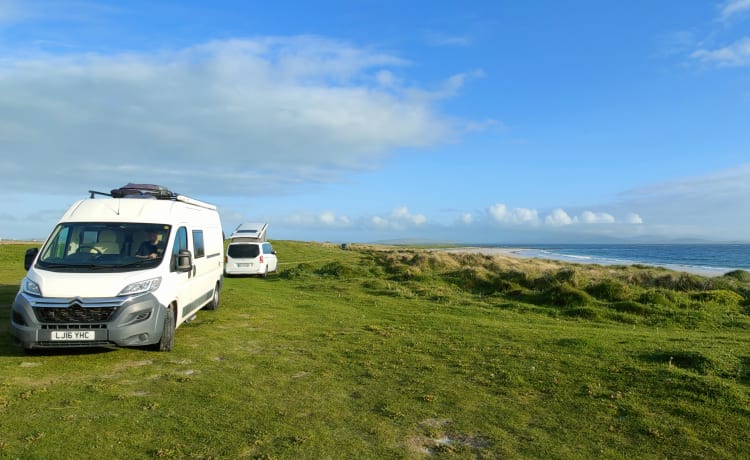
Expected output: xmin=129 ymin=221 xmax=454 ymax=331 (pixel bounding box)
xmin=37 ymin=223 xmax=171 ymax=272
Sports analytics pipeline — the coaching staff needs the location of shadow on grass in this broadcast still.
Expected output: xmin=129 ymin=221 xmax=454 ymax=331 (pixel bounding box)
xmin=640 ymin=350 xmax=713 ymax=375
xmin=640 ymin=350 xmax=750 ymax=384
xmin=7 ymin=346 xmax=118 ymax=357
xmin=741 ymin=357 xmax=750 ymax=386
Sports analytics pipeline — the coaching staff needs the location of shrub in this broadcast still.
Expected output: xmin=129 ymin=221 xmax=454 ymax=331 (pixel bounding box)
xmin=554 ymin=268 xmax=581 ymax=286
xmin=638 ymin=289 xmax=676 ymax=307
xmin=541 ymin=283 xmax=594 ymax=308
xmin=501 ymin=270 xmax=532 ymax=289
xmin=654 ymin=273 xmax=710 ymax=291
xmin=316 ymin=261 xmax=366 ymax=278
xmin=445 ymin=266 xmax=494 ymax=292
xmin=722 ymin=270 xmax=750 ymax=282
xmin=531 ymin=273 xmax=558 ymax=290
xmin=279 ymin=263 xmax=315 ymax=279
xmin=611 ymin=300 xmax=654 ymax=316
xmin=563 ymin=307 xmax=599 ymax=320
xmin=586 ymin=280 xmax=630 ymax=302
xmin=691 ymin=289 xmax=744 ymax=306
xmin=491 ymin=279 xmax=526 ymax=296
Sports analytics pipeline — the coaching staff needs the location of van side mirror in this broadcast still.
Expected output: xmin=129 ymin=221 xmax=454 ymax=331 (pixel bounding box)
xmin=176 ymin=249 xmax=192 ymax=272
xmin=24 ymin=248 xmax=39 ymax=270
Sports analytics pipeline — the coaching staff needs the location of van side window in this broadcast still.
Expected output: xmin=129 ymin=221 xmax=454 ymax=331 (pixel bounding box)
xmin=192 ymin=230 xmax=205 ymax=258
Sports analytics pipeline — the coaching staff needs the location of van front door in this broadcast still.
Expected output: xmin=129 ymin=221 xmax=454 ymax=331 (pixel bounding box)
xmin=172 ymin=226 xmax=193 ymax=324
xmin=189 ymin=229 xmax=215 ymax=309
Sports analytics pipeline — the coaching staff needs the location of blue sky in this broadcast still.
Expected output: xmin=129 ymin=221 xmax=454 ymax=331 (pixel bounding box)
xmin=1 ymin=1 xmax=749 ymax=243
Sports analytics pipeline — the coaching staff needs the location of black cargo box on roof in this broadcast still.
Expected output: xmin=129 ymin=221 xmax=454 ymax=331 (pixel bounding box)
xmin=110 ymin=183 xmax=175 ymax=199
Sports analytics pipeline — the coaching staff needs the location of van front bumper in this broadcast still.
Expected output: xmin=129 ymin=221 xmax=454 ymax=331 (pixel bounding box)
xmin=10 ymin=291 xmax=168 ymax=349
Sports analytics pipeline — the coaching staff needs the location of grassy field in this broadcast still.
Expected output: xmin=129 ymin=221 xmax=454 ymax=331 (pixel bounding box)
xmin=0 ymin=241 xmax=748 ymax=459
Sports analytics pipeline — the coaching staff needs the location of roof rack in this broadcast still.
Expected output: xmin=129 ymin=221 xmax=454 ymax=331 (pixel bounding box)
xmin=110 ymin=183 xmax=175 ymax=199
xmin=87 ymin=183 xmax=216 ymax=210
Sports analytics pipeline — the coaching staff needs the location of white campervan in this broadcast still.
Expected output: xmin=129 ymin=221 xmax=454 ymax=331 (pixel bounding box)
xmin=224 ymin=223 xmax=278 ymax=277
xmin=10 ymin=183 xmax=224 ymax=352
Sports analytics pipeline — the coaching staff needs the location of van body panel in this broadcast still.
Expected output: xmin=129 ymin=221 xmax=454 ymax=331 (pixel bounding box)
xmin=9 ymin=188 xmax=224 ymax=351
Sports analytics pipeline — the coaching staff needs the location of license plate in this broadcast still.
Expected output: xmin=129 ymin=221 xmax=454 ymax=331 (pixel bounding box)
xmin=237 ymin=263 xmax=251 ymax=267
xmin=51 ymin=330 xmax=95 ymax=341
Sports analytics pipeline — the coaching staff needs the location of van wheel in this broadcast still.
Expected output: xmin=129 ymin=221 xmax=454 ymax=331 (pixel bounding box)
xmin=204 ymin=283 xmax=220 ymax=311
xmin=154 ymin=306 xmax=175 ymax=352
xmin=262 ymin=265 xmax=269 ymax=278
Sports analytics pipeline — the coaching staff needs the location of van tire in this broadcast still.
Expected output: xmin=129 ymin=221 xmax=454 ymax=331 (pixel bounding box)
xmin=154 ymin=306 xmax=175 ymax=352
xmin=204 ymin=283 xmax=220 ymax=311
xmin=262 ymin=265 xmax=269 ymax=278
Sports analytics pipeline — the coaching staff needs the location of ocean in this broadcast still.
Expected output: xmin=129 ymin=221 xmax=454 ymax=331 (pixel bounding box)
xmin=485 ymin=244 xmax=750 ymax=276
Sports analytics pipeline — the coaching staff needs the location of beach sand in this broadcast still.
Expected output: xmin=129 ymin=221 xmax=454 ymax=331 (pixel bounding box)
xmin=438 ymin=246 xmax=728 ymax=277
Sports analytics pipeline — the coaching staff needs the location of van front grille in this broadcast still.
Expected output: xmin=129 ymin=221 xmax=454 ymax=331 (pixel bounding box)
xmin=34 ymin=304 xmax=116 ymax=323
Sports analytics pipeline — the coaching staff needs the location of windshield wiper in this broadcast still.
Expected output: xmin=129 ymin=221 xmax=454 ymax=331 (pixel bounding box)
xmin=119 ymin=259 xmax=159 ymax=268
xmin=39 ymin=263 xmax=101 ymax=269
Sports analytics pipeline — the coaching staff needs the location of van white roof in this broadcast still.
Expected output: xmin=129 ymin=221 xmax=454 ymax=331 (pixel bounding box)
xmin=60 ymin=197 xmax=217 ymax=225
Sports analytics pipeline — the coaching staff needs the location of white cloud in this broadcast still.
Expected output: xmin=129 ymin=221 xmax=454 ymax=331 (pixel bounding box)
xmin=720 ymin=0 xmax=750 ymax=20
xmin=459 ymin=213 xmax=474 ymax=225
xmin=625 ymin=213 xmax=644 ymax=224
xmin=440 ymin=69 xmax=485 ymax=97
xmin=369 ymin=206 xmax=427 ymax=230
xmin=545 ymin=208 xmax=574 ymax=226
xmin=371 ymin=216 xmax=389 ymax=228
xmin=489 ymin=204 xmax=637 ymax=228
xmin=277 ymin=210 xmax=351 ymax=228
xmin=392 ymin=206 xmax=427 ymax=225
xmin=580 ymin=211 xmax=616 ymax=224
xmin=488 ymin=203 xmax=539 ymax=225
xmin=691 ymin=37 xmax=750 ymax=66
xmin=0 ymin=37 xmax=459 ymax=196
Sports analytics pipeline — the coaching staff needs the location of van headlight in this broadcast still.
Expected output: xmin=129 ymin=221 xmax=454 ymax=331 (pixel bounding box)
xmin=119 ymin=277 xmax=162 ymax=296
xmin=23 ymin=278 xmax=41 ymax=296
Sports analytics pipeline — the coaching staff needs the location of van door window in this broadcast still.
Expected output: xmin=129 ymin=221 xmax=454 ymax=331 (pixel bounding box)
xmin=192 ymin=230 xmax=205 ymax=258
xmin=171 ymin=226 xmax=188 ymax=272
xmin=173 ymin=227 xmax=188 ymax=256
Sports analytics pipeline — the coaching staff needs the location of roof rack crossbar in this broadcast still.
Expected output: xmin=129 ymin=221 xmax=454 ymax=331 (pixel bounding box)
xmin=88 ymin=190 xmax=112 ymax=199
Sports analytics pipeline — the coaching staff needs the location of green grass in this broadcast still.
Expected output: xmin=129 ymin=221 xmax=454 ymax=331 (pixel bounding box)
xmin=0 ymin=241 xmax=749 ymax=459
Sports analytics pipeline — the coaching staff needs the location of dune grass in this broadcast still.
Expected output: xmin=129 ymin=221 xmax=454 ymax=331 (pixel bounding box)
xmin=0 ymin=241 xmax=748 ymax=459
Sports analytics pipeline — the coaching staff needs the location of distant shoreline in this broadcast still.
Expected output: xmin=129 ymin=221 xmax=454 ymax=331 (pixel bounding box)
xmin=438 ymin=246 xmax=734 ymax=277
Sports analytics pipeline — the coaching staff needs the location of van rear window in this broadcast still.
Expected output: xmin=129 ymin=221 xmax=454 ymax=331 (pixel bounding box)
xmin=227 ymin=244 xmax=260 ymax=258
